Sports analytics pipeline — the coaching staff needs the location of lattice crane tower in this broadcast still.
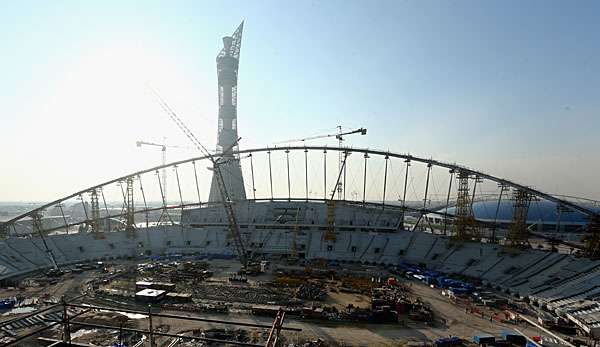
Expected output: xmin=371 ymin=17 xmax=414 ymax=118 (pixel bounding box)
xmin=209 ymin=22 xmax=247 ymax=202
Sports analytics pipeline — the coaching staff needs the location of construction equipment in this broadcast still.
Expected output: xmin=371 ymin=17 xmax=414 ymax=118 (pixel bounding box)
xmin=276 ymin=126 xmax=367 ymax=199
xmin=125 ymin=176 xmax=136 ymax=235
xmin=89 ymin=189 xmax=106 ymax=238
xmin=149 ymin=89 xmax=248 ymax=267
xmin=507 ymin=189 xmax=534 ymax=247
xmin=453 ymin=171 xmax=479 ymax=241
xmin=136 ymin=140 xmax=193 ymax=203
xmin=584 ymin=214 xmax=600 ymax=258
xmin=31 ymin=212 xmax=60 ymax=271
xmin=324 ymin=151 xmax=350 ymax=242
xmin=274 ymin=126 xmax=367 ymax=145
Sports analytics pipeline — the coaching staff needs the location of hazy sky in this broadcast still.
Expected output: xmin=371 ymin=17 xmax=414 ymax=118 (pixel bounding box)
xmin=1 ymin=0 xmax=599 ymax=202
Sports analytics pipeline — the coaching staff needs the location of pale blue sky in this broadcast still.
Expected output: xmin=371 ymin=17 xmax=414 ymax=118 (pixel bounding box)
xmin=1 ymin=0 xmax=599 ymax=201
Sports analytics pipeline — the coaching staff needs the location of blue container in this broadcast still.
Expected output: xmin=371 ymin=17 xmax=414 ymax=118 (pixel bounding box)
xmin=0 ymin=299 xmax=16 ymax=310
xmin=435 ymin=336 xmax=462 ymax=346
xmin=473 ymin=334 xmax=496 ymax=345
xmin=501 ymin=331 xmax=527 ymax=347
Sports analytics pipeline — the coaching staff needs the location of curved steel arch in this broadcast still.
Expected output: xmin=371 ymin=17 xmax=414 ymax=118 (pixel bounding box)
xmin=2 ymin=146 xmax=597 ymax=227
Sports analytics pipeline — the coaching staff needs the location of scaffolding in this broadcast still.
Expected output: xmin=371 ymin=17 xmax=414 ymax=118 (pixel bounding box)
xmin=125 ymin=177 xmax=136 ymax=235
xmin=584 ymin=214 xmax=600 ymax=258
xmin=325 ymin=200 xmax=336 ymax=241
xmin=453 ymin=171 xmax=479 ymax=241
xmin=507 ymin=189 xmax=533 ymax=247
xmin=90 ymin=189 xmax=101 ymax=234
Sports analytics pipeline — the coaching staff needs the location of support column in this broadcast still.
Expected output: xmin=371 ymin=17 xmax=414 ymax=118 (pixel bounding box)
xmin=454 ymin=171 xmax=478 ymax=241
xmin=443 ymin=169 xmax=455 ymax=235
xmin=192 ymin=161 xmax=202 ymax=204
xmin=492 ymin=183 xmax=508 ymax=243
xmin=138 ymin=175 xmax=149 ymax=228
xmin=507 ymin=189 xmax=533 ymax=247
xmin=400 ymin=159 xmax=411 ymax=230
xmin=382 ymin=155 xmax=389 ymax=208
xmin=125 ymin=176 xmax=136 ymax=235
xmin=249 ymin=154 xmax=256 ymax=200
xmin=90 ymin=189 xmax=101 ymax=234
xmin=268 ymin=151 xmax=273 ymax=200
xmin=304 ymin=148 xmax=308 ymax=201
xmin=286 ymin=149 xmax=291 ymax=201
xmin=362 ymin=153 xmax=369 ymax=205
xmin=323 ymin=149 xmax=327 ymax=201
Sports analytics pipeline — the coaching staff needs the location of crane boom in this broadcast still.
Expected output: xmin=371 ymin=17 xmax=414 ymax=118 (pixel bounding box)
xmin=274 ymin=127 xmax=367 ymax=144
xmin=149 ymin=88 xmax=248 ymax=266
xmin=136 ymin=141 xmax=195 ymax=150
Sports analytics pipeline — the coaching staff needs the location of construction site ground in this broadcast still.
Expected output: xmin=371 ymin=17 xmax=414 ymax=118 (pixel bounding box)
xmin=0 ymin=258 xmax=555 ymax=346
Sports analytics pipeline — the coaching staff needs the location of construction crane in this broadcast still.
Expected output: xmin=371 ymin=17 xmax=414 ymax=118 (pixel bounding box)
xmin=275 ymin=127 xmax=366 ymax=242
xmin=274 ymin=126 xmax=367 ymax=146
xmin=275 ymin=126 xmax=367 ymax=199
xmin=136 ymin=140 xmax=194 ymax=203
xmin=148 ymin=88 xmax=248 ymax=267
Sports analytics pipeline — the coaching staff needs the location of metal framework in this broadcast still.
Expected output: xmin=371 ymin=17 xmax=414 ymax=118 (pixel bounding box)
xmin=125 ymin=176 xmax=135 ymax=234
xmin=584 ymin=214 xmax=600 ymax=258
xmin=0 ymin=296 xmax=300 ymax=347
xmin=453 ymin=171 xmax=479 ymax=241
xmin=507 ymin=189 xmax=533 ymax=247
xmin=2 ymin=146 xmax=598 ymax=254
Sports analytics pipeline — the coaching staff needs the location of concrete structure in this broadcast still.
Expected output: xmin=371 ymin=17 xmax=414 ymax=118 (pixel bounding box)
xmin=135 ymin=288 xmax=166 ymax=303
xmin=2 ymin=201 xmax=600 ymax=332
xmin=208 ymin=22 xmax=246 ymax=202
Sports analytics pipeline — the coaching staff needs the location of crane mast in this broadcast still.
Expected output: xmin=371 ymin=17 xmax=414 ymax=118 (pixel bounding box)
xmin=149 ymin=89 xmax=248 ymax=267
xmin=137 ymin=140 xmax=168 ymax=203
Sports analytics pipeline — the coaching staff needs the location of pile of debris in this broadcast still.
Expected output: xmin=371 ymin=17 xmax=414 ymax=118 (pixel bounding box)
xmin=74 ymin=311 xmax=132 ymax=328
xmin=164 ymin=302 xmax=228 ymax=314
xmin=296 ymin=283 xmax=326 ymax=301
xmin=192 ymin=283 xmax=295 ymax=305
xmin=339 ymin=275 xmax=374 ymax=294
xmin=137 ymin=261 xmax=212 ymax=284
xmin=371 ymin=279 xmax=413 ymax=314
xmin=191 ymin=328 xmax=255 ymax=345
xmin=408 ymin=298 xmax=434 ymax=322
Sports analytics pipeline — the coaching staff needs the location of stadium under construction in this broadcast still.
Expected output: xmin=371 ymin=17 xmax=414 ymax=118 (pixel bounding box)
xmin=1 ymin=22 xmax=600 ymax=347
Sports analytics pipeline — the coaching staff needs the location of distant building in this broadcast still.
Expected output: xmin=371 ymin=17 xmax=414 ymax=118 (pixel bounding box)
xmin=426 ymin=200 xmax=599 ymax=241
xmin=208 ymin=22 xmax=247 ymax=202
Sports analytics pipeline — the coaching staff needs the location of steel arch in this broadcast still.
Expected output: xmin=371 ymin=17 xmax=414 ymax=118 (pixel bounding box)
xmin=2 ymin=146 xmax=597 ymax=229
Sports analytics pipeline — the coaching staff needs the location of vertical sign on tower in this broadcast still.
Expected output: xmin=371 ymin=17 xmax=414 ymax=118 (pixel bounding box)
xmin=209 ymin=22 xmax=247 ymax=202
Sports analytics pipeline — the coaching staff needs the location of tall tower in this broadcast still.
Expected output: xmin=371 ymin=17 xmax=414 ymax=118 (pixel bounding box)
xmin=209 ymin=21 xmax=247 ymax=202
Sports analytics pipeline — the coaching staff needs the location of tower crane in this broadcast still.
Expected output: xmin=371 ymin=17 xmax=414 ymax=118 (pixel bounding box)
xmin=275 ymin=126 xmax=367 ymax=199
xmin=148 ymin=88 xmax=248 ymax=267
xmin=136 ymin=140 xmax=194 ymax=203
xmin=276 ymin=126 xmax=367 ymax=242
xmin=274 ymin=126 xmax=367 ymax=146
